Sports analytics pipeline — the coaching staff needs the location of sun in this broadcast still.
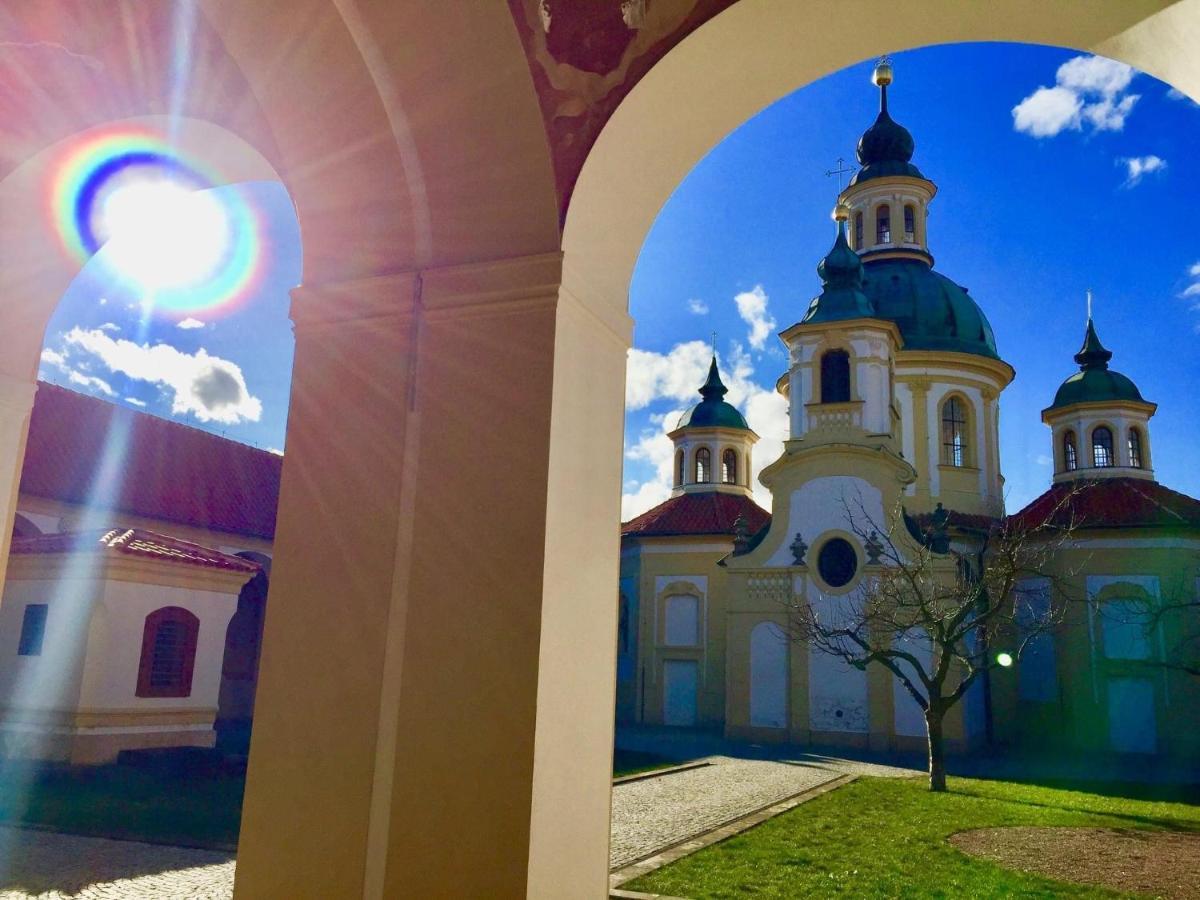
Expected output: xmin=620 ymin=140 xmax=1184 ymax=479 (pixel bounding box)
xmin=96 ymin=174 xmax=233 ymax=293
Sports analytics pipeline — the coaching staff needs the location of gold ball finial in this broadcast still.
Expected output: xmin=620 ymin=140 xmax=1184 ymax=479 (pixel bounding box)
xmin=873 ymin=55 xmax=893 ymax=87
xmin=832 ymin=202 xmax=850 ymax=223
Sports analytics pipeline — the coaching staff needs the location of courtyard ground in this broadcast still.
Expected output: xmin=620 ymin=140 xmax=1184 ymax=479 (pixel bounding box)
xmin=625 ymin=775 xmax=1200 ymax=898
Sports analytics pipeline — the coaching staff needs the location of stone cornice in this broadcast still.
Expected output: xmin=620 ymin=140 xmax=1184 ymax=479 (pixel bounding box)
xmin=290 ymin=252 xmax=566 ymax=332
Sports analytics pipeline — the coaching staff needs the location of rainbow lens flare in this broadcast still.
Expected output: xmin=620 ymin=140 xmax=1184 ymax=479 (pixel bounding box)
xmin=49 ymin=127 xmax=266 ymax=315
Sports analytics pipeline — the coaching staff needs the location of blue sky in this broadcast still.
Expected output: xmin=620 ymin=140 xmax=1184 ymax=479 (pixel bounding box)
xmin=39 ymin=180 xmax=299 ymax=454
xmin=623 ymin=42 xmax=1200 ymax=519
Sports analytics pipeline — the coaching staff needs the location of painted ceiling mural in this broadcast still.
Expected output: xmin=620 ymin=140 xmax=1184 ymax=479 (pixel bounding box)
xmin=507 ymin=0 xmax=740 ymax=219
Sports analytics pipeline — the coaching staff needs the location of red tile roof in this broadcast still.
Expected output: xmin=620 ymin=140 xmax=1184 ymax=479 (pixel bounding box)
xmin=20 ymin=382 xmax=281 ymax=539
xmin=1009 ymin=478 xmax=1200 ymax=533
xmin=622 ymin=491 xmax=770 ymax=539
xmin=10 ymin=528 xmax=262 ymax=573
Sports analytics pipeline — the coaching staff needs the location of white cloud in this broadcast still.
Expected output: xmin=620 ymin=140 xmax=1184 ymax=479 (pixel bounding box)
xmin=1012 ymin=55 xmax=1138 ymax=137
xmin=1035 ymin=454 xmax=1054 ymax=467
xmin=734 ymin=285 xmax=777 ymax=351
xmin=62 ymin=327 xmax=262 ymax=425
xmin=40 ymin=348 xmax=66 ymax=368
xmin=620 ymin=341 xmax=789 ymax=519
xmin=67 ymin=370 xmax=115 ymax=397
xmin=686 ymin=299 xmax=709 ymax=315
xmin=98 ymin=322 xmax=120 ymax=333
xmin=266 ymin=447 xmax=284 ymax=456
xmin=176 ymin=317 xmax=206 ymax=330
xmin=1118 ymin=154 xmax=1166 ymax=187
xmin=1183 ymin=282 xmax=1200 ymax=299
xmin=125 ymin=396 xmax=147 ymax=408
xmin=1012 ymin=86 xmax=1082 ymax=137
xmin=1188 ymin=262 xmax=1200 ymax=278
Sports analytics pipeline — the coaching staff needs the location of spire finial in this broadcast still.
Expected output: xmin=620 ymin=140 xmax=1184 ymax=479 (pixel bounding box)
xmin=711 ymin=330 xmax=717 ymax=356
xmin=1086 ymin=288 xmax=1093 ymax=323
xmin=699 ymin=353 xmax=728 ymax=400
xmin=873 ymin=55 xmax=893 ymax=113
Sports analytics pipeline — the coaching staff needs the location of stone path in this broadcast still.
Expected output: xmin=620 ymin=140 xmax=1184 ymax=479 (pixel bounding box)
xmin=0 ymin=754 xmax=913 ymax=897
xmin=0 ymin=828 xmax=233 ymax=899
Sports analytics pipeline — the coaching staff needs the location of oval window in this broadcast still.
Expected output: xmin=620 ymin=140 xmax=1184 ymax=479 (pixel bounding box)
xmin=817 ymin=538 xmax=858 ymax=588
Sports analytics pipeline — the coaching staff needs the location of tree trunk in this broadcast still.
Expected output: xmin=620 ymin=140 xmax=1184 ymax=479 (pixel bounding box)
xmin=925 ymin=705 xmax=947 ymax=792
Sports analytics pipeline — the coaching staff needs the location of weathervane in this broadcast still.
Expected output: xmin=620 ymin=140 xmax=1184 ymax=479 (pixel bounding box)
xmin=824 ymin=156 xmax=857 ymax=192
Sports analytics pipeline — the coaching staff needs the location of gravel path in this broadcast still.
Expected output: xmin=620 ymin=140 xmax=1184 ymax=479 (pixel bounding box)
xmin=608 ymin=756 xmax=844 ymax=869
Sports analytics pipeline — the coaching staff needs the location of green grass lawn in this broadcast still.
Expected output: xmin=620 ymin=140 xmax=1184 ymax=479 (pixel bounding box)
xmin=625 ymin=775 xmax=1200 ymax=899
xmin=0 ymin=760 xmax=245 ymax=849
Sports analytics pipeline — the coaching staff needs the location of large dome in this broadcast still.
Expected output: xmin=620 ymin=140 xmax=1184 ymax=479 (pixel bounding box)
xmin=850 ymin=80 xmax=924 ymax=185
xmin=862 ymin=258 xmax=999 ymax=359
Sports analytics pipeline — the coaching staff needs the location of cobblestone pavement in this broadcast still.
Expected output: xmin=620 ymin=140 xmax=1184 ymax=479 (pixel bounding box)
xmin=0 ymin=753 xmax=914 ymax=896
xmin=0 ymin=828 xmax=234 ymax=899
xmin=610 ymin=756 xmax=858 ymax=869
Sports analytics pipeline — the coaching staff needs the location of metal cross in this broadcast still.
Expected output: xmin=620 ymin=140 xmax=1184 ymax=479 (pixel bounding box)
xmin=711 ymin=331 xmax=717 ymax=355
xmin=824 ymin=156 xmax=857 ymax=192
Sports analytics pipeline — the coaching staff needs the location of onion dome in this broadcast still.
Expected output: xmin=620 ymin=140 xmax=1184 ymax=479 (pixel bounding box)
xmin=675 ymin=356 xmax=751 ymax=430
xmin=801 ymin=210 xmax=873 ymax=325
xmin=850 ymin=59 xmax=924 ymax=185
xmin=1048 ymin=318 xmax=1145 ymax=410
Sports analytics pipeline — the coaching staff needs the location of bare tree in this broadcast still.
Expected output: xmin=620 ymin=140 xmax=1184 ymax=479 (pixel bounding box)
xmin=1103 ymin=572 xmax=1200 ymax=678
xmin=784 ymin=493 xmax=1082 ymax=792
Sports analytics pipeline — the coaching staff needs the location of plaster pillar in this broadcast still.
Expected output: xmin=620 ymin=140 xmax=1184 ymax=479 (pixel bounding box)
xmin=0 ymin=374 xmax=37 ymax=578
xmin=235 ymin=252 xmax=629 ymax=898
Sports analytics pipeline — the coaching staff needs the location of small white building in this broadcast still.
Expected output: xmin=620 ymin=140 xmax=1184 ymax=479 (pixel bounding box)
xmin=0 ymin=527 xmax=258 ymax=764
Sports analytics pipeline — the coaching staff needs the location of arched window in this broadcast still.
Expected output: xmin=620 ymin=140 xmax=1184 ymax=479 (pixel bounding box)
xmin=136 ymin=607 xmax=200 ymax=698
xmin=675 ymin=449 xmax=685 ymax=486
xmin=1128 ymin=427 xmax=1143 ymax=468
xmin=721 ymin=448 xmax=738 ymax=484
xmin=1092 ymin=426 xmax=1114 ymax=467
xmin=694 ymin=447 xmax=711 ymax=483
xmin=853 ymin=211 xmax=863 ymax=249
xmin=1063 ymin=430 xmax=1078 ymax=471
xmin=820 ymin=350 xmax=851 ymax=403
xmin=903 ymin=204 xmax=916 ymax=241
xmin=940 ymin=396 xmax=969 ymax=467
xmin=875 ymin=204 xmax=891 ymax=244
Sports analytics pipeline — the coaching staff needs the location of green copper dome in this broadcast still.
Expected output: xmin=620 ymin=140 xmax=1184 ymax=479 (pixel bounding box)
xmin=863 ymin=258 xmax=999 ymax=358
xmin=676 ymin=357 xmax=751 ymax=431
xmin=1048 ymin=319 xmax=1145 ymax=410
xmin=850 ymin=81 xmax=924 ymax=185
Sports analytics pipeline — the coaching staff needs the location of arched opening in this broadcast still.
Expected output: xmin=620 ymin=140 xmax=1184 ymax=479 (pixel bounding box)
xmin=1092 ymin=425 xmax=1115 ymax=467
xmin=694 ymin=446 xmax=712 ymax=483
xmin=853 ymin=211 xmax=864 ymax=249
xmin=820 ymin=350 xmax=851 ymax=403
xmin=904 ymin=204 xmax=916 ymax=242
xmin=1063 ymin=429 xmax=1078 ymax=471
xmin=675 ymin=448 xmax=685 ymax=485
xmin=1128 ymin=427 xmax=1144 ymax=468
xmin=875 ymin=204 xmax=892 ymax=244
xmin=941 ymin=395 xmax=970 ymax=467
xmin=721 ymin=448 xmax=738 ymax=484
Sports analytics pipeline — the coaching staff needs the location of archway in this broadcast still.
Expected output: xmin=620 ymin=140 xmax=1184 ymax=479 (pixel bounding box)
xmin=0 ymin=3 xmax=1192 ymax=898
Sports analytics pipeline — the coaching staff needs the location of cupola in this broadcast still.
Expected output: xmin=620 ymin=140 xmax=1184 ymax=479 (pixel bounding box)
xmin=668 ymin=356 xmax=758 ymax=497
xmin=1043 ymin=308 xmax=1156 ymax=482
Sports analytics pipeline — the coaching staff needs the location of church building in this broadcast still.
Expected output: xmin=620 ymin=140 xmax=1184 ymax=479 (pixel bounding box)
xmin=618 ymin=61 xmax=1200 ymax=760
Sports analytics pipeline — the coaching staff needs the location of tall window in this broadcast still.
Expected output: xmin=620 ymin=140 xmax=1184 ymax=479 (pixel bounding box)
xmin=941 ymin=396 xmax=968 ymax=467
xmin=1128 ymin=427 xmax=1143 ymax=468
xmin=694 ymin=447 xmax=711 ymax=483
xmin=853 ymin=211 xmax=863 ymax=249
xmin=721 ymin=448 xmax=738 ymax=484
xmin=17 ymin=604 xmax=48 ymax=656
xmin=1063 ymin=430 xmax=1078 ymax=471
xmin=903 ymin=204 xmax=916 ymax=241
xmin=136 ymin=607 xmax=199 ymax=698
xmin=675 ymin=449 xmax=685 ymax=486
xmin=617 ymin=595 xmax=630 ymax=655
xmin=820 ymin=350 xmax=851 ymax=403
xmin=876 ymin=204 xmax=891 ymax=244
xmin=1092 ymin=426 xmax=1114 ymax=468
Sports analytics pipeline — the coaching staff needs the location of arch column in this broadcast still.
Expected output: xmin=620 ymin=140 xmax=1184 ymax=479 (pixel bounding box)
xmin=235 ymin=251 xmax=629 ymax=898
xmin=0 ymin=374 xmax=37 ymax=571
